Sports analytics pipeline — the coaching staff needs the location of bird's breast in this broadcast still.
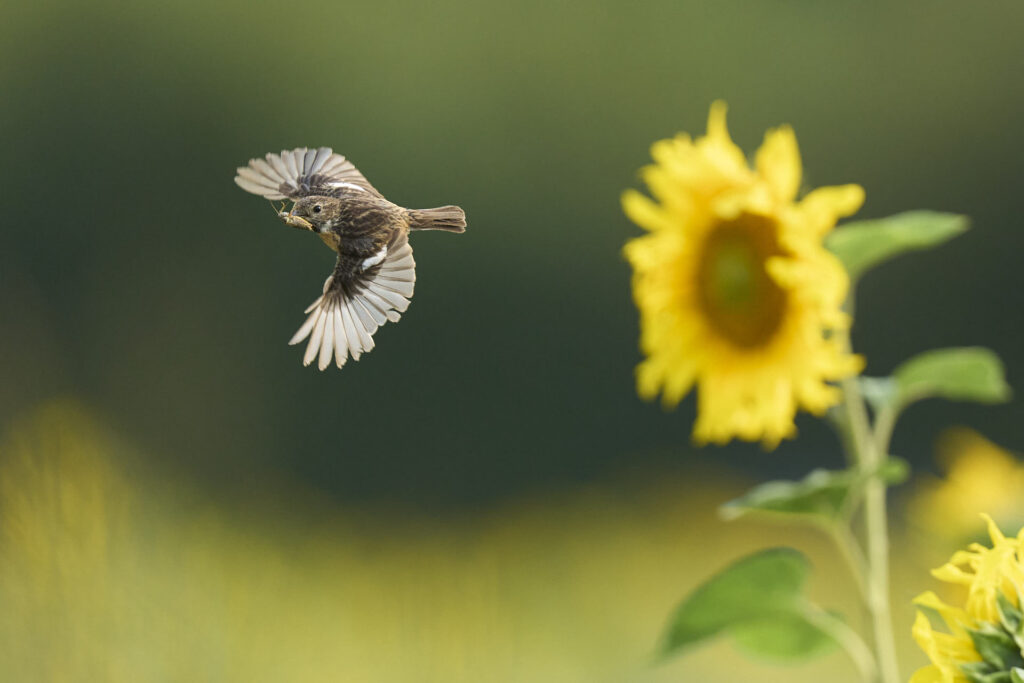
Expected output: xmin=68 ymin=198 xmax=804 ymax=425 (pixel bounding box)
xmin=318 ymin=230 xmax=342 ymax=251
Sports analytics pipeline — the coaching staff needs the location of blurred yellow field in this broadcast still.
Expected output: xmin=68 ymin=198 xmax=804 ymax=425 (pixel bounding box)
xmin=0 ymin=402 xmax=958 ymax=682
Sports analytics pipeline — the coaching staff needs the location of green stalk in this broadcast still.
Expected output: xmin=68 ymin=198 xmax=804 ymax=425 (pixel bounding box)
xmin=824 ymin=521 xmax=870 ymax=603
xmin=839 ymin=374 xmax=900 ymax=683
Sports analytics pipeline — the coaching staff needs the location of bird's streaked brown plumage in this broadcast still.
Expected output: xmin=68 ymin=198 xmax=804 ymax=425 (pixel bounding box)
xmin=234 ymin=146 xmax=466 ymax=369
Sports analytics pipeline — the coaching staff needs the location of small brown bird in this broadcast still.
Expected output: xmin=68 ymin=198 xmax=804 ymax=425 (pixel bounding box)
xmin=234 ymin=147 xmax=465 ymax=369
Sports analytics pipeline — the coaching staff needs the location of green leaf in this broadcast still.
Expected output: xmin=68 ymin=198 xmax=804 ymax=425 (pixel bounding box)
xmin=659 ymin=548 xmax=805 ymax=651
xmin=1010 ymin=668 xmax=1024 ymax=683
xmin=720 ymin=470 xmax=853 ymax=521
xmin=731 ymin=611 xmax=837 ymax=660
xmin=720 ymin=459 xmax=908 ymax=523
xmin=894 ymin=347 xmax=1011 ymax=411
xmin=659 ymin=548 xmax=836 ymax=662
xmin=826 ymin=210 xmax=969 ymax=281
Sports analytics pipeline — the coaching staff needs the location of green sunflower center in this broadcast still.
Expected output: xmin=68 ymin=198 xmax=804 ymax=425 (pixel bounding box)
xmin=696 ymin=213 xmax=788 ymax=348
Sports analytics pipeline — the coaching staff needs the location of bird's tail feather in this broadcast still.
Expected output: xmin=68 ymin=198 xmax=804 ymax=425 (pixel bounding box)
xmin=407 ymin=206 xmax=466 ymax=233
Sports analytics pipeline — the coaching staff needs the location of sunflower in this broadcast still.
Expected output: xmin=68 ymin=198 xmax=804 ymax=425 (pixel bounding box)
xmin=909 ymin=429 xmax=1024 ymax=545
xmin=911 ymin=516 xmax=1024 ymax=683
xmin=622 ymin=101 xmax=864 ymax=447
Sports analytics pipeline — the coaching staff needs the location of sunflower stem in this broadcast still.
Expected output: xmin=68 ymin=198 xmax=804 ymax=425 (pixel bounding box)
xmin=839 ymin=374 xmax=901 ymax=683
xmin=823 ymin=520 xmax=871 ymax=603
xmin=872 ymin=401 xmax=899 ymax=459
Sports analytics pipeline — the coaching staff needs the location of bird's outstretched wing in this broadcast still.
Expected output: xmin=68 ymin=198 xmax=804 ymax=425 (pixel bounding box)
xmin=288 ymin=231 xmax=416 ymax=370
xmin=234 ymin=147 xmax=383 ymax=200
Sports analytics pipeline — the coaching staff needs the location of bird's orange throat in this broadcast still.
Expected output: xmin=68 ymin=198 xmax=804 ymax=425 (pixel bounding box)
xmin=317 ymin=230 xmax=341 ymax=251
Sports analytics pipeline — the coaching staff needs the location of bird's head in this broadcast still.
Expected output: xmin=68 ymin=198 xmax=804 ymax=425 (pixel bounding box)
xmin=284 ymin=196 xmax=343 ymax=233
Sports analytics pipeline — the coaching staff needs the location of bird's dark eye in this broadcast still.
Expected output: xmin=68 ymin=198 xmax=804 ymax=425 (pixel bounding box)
xmin=313 ymin=205 xmax=322 ymax=214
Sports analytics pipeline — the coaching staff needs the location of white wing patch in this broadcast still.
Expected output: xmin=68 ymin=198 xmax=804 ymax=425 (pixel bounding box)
xmin=288 ymin=239 xmax=417 ymax=369
xmin=328 ymin=181 xmax=367 ymax=193
xmin=361 ymin=246 xmax=387 ymax=270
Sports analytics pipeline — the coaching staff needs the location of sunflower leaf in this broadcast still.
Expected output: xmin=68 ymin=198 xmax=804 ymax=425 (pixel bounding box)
xmin=826 ymin=210 xmax=969 ymax=281
xmin=719 ymin=459 xmax=908 ymax=523
xmin=894 ymin=347 xmax=1011 ymax=412
xmin=730 ymin=610 xmax=838 ymax=661
xmin=658 ymin=548 xmax=837 ymax=662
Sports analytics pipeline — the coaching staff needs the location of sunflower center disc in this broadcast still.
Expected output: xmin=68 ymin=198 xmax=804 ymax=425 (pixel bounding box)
xmin=696 ymin=213 xmax=788 ymax=348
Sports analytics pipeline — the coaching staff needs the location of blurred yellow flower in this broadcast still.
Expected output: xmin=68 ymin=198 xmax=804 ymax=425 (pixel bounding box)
xmin=910 ymin=515 xmax=1024 ymax=683
xmin=909 ymin=428 xmax=1024 ymax=544
xmin=622 ymin=101 xmax=864 ymax=447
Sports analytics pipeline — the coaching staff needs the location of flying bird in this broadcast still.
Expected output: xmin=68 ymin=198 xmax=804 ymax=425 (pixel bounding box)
xmin=234 ymin=147 xmax=465 ymax=369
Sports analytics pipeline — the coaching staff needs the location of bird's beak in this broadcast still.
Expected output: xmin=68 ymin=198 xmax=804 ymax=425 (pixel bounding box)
xmin=278 ymin=210 xmax=314 ymax=231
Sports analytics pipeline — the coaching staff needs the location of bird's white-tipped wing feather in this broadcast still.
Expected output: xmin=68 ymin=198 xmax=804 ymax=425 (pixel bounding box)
xmin=234 ymin=146 xmax=382 ymax=200
xmin=289 ymin=237 xmax=416 ymax=370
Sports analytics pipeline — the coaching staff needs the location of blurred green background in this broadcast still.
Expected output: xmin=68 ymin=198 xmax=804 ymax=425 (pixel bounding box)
xmin=1 ymin=0 xmax=1023 ymax=680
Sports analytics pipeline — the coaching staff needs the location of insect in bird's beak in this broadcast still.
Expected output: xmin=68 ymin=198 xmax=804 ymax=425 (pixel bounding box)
xmin=281 ymin=213 xmax=314 ymax=231
xmin=275 ymin=203 xmax=314 ymax=231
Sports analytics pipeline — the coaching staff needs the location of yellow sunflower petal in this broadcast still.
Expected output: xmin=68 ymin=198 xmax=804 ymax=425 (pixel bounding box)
xmin=798 ymin=184 xmax=865 ymax=236
xmin=696 ymin=101 xmax=751 ymax=187
xmin=913 ymin=610 xmax=980 ymax=675
xmin=706 ymin=100 xmax=730 ymax=142
xmin=913 ymin=591 xmax=973 ymax=634
xmin=635 ymin=359 xmax=663 ymax=402
xmin=908 ymin=665 xmax=953 ymax=683
xmin=622 ymin=189 xmax=674 ymax=233
xmin=660 ymin=361 xmax=699 ymax=407
xmin=982 ymin=513 xmax=1007 ymax=545
xmin=932 ymin=562 xmax=975 ymax=585
xmin=755 ymin=125 xmax=801 ymax=203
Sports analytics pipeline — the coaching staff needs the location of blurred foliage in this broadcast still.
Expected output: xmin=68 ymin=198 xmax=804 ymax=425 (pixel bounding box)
xmin=658 ymin=549 xmax=840 ymax=663
xmin=1 ymin=0 xmax=1023 ymax=504
xmin=892 ymin=348 xmax=1011 ymax=411
xmin=826 ymin=211 xmax=969 ymax=284
xmin=720 ymin=459 xmax=908 ymax=524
